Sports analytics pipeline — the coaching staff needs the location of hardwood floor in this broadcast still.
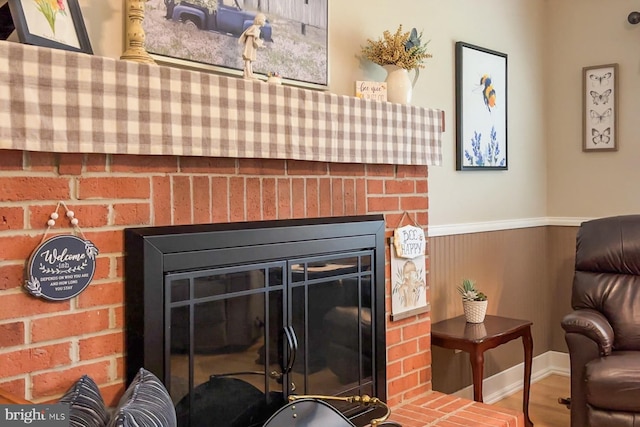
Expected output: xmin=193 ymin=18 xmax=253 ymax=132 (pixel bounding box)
xmin=492 ymin=374 xmax=571 ymax=427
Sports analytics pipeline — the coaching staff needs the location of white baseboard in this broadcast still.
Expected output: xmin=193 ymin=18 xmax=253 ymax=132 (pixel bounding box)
xmin=452 ymin=351 xmax=570 ymax=404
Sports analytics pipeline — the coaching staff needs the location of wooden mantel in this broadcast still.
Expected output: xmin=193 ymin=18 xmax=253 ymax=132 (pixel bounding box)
xmin=0 ymin=41 xmax=443 ymax=166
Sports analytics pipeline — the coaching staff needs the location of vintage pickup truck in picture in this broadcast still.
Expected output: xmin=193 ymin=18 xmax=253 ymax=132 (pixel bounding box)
xmin=164 ymin=0 xmax=273 ymax=41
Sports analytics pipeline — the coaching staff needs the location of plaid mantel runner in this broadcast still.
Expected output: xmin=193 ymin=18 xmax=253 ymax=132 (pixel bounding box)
xmin=0 ymin=42 xmax=443 ymax=165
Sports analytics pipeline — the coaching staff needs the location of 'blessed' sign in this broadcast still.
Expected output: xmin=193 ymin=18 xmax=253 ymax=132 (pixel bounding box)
xmin=25 ymin=235 xmax=99 ymax=301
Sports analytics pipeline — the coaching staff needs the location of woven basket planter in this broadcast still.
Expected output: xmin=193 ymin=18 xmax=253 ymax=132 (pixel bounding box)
xmin=463 ymin=300 xmax=488 ymax=323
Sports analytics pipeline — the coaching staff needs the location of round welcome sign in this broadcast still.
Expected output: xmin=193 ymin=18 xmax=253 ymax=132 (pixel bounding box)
xmin=25 ymin=235 xmax=99 ymax=301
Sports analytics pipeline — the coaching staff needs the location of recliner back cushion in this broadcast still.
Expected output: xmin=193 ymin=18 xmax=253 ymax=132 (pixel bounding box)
xmin=573 ymin=215 xmax=640 ymax=350
xmin=575 ymin=215 xmax=640 ymax=275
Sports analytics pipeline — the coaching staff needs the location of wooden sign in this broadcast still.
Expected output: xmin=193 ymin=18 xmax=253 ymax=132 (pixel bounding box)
xmin=393 ymin=224 xmax=426 ymax=259
xmin=355 ymin=81 xmax=387 ymax=101
xmin=25 ymin=235 xmax=98 ymax=301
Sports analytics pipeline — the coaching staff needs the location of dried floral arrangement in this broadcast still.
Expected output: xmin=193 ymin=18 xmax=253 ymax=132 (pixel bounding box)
xmin=361 ymin=25 xmax=432 ymax=70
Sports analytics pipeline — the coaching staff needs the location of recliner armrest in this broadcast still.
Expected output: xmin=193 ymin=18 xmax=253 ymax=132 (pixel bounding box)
xmin=561 ymin=309 xmax=614 ymax=356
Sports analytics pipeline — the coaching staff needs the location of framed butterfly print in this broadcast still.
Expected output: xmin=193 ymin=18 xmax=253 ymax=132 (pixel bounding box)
xmin=583 ymin=63 xmax=618 ymax=152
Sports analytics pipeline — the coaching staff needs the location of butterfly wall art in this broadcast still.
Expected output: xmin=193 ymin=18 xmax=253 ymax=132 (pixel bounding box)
xmin=583 ymin=64 xmax=618 ymax=152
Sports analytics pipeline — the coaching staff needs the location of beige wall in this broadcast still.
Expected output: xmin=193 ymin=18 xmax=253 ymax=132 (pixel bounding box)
xmin=546 ymin=0 xmax=640 ymax=218
xmin=77 ymin=0 xmax=122 ymax=58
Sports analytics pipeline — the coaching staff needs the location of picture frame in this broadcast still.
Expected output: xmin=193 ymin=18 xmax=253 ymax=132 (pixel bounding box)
xmin=142 ymin=0 xmax=328 ymax=90
xmin=455 ymin=42 xmax=508 ymax=170
xmin=583 ymin=63 xmax=618 ymax=152
xmin=8 ymin=0 xmax=92 ymax=54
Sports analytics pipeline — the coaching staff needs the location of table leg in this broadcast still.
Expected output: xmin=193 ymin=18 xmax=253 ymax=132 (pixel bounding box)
xmin=470 ymin=348 xmax=484 ymax=402
xmin=522 ymin=327 xmax=534 ymax=427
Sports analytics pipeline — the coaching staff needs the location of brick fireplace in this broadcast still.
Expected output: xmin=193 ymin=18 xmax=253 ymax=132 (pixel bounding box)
xmin=0 ymin=151 xmax=431 ymax=407
xmin=0 ymin=41 xmax=524 ymax=427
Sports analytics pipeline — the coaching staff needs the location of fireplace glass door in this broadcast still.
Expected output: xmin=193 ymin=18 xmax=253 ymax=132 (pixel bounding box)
xmin=164 ymin=250 xmax=376 ymax=427
xmin=166 ymin=262 xmax=286 ymax=427
xmin=125 ymin=215 xmax=387 ymax=427
xmin=288 ymin=251 xmax=375 ymax=417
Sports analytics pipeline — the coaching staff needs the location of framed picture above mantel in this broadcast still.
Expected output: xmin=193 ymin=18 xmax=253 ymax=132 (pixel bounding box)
xmin=141 ymin=0 xmax=328 ymax=90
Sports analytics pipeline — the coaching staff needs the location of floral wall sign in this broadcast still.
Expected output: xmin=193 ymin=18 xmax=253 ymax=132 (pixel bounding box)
xmin=455 ymin=42 xmax=508 ymax=170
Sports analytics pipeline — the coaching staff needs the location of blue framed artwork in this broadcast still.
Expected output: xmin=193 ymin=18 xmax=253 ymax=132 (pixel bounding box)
xmin=455 ymin=42 xmax=507 ymax=170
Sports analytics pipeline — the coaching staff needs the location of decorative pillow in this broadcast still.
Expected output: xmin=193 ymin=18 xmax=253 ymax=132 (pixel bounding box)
xmin=107 ymin=368 xmax=176 ymax=427
xmin=59 ymin=375 xmax=110 ymax=427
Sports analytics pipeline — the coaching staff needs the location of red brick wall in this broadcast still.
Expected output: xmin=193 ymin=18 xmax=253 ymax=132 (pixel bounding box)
xmin=0 ymin=149 xmax=430 ymax=407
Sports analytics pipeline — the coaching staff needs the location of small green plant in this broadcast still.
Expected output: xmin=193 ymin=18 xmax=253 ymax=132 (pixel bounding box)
xmin=457 ymin=279 xmax=487 ymax=301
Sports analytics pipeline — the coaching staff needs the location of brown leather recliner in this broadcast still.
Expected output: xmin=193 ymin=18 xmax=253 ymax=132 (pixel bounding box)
xmin=561 ymin=215 xmax=640 ymax=427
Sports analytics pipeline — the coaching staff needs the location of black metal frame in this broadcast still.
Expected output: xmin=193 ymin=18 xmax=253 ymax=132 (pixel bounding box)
xmin=124 ymin=215 xmax=387 ymax=426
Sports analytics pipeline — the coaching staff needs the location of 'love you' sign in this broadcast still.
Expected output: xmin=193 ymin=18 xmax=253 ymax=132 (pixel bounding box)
xmin=25 ymin=235 xmax=99 ymax=301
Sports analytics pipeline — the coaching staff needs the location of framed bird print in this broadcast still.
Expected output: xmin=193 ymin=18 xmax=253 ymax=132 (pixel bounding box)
xmin=455 ymin=42 xmax=508 ymax=170
xmin=583 ymin=63 xmax=618 ymax=152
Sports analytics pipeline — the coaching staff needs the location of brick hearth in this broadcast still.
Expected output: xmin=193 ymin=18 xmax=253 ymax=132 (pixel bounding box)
xmin=0 ymin=151 xmax=430 ymax=406
xmin=392 ymin=392 xmax=523 ymax=426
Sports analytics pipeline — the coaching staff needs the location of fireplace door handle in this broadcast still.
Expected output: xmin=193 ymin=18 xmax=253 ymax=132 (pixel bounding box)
xmin=283 ymin=325 xmax=298 ymax=374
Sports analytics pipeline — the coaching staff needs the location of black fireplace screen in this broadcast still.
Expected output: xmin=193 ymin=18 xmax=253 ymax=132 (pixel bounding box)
xmin=125 ymin=216 xmax=387 ymax=427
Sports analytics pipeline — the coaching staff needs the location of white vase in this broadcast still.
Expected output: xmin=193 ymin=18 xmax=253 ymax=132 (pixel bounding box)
xmin=463 ymin=300 xmax=488 ymax=323
xmin=383 ymin=64 xmax=419 ymax=104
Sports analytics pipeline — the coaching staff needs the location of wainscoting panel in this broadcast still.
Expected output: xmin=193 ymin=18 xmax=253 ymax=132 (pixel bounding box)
xmin=548 ymin=226 xmax=579 ymax=352
xmin=429 ymin=226 xmax=576 ymax=394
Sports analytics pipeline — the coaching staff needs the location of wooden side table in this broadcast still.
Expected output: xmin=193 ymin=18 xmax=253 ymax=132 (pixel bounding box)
xmin=431 ymin=315 xmax=534 ymax=427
